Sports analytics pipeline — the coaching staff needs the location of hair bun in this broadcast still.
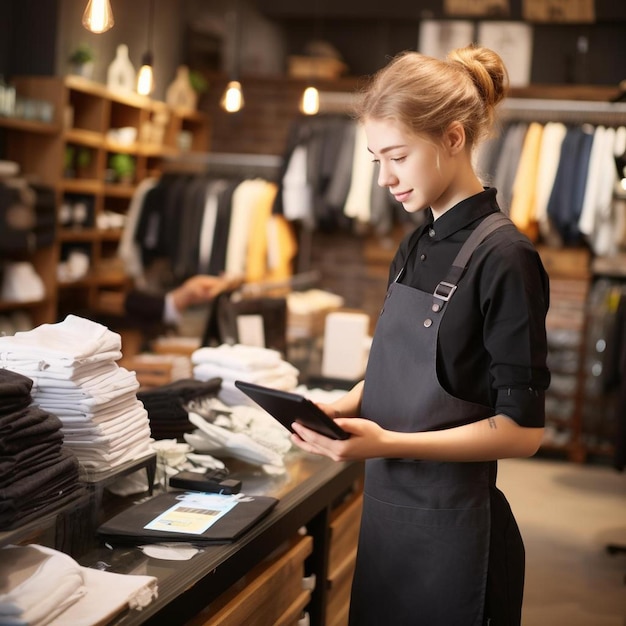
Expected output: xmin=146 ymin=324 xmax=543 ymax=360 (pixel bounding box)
xmin=447 ymin=44 xmax=509 ymax=108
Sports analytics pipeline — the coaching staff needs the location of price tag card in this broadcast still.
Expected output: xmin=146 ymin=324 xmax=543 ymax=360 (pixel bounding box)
xmin=144 ymin=492 xmax=238 ymax=535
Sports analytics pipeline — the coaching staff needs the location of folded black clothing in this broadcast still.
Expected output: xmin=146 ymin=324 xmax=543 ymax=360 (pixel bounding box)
xmin=0 ymin=448 xmax=79 ymax=501
xmin=0 ymin=405 xmax=59 ymax=435
xmin=0 ymin=368 xmax=33 ymax=394
xmin=0 ymin=429 xmax=64 ymax=455
xmin=0 ymin=445 xmax=71 ymax=489
xmin=0 ymin=395 xmax=32 ymax=415
xmin=138 ymin=377 xmax=221 ymax=404
xmin=0 ymin=369 xmax=33 ymax=406
xmin=0 ymin=483 xmax=86 ymax=531
xmin=0 ymin=441 xmax=63 ymax=477
xmin=1 ymin=412 xmax=64 ymax=455
xmin=97 ymin=490 xmax=278 ymax=544
xmin=139 ymin=395 xmax=188 ymax=421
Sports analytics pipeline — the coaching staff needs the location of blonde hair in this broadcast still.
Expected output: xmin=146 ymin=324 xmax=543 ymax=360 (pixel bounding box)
xmin=353 ymin=44 xmax=509 ymax=149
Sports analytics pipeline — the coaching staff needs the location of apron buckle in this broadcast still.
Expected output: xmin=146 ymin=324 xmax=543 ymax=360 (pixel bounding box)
xmin=433 ymin=281 xmax=457 ymax=302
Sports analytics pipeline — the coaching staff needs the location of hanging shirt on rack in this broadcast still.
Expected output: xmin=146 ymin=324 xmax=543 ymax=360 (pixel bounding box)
xmin=532 ymin=122 xmax=567 ymax=244
xmin=579 ymin=126 xmax=618 ymax=256
xmin=546 ymin=125 xmax=595 ymax=245
xmin=509 ymin=121 xmax=544 ymax=239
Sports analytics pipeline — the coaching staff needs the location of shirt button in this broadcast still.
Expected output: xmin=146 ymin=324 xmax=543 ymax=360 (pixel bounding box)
xmin=420 ymin=253 xmax=426 ymax=261
xmin=428 ymin=228 xmax=435 ymax=238
xmin=431 ymin=303 xmax=441 ymax=312
xmin=423 ymin=318 xmax=432 ymax=328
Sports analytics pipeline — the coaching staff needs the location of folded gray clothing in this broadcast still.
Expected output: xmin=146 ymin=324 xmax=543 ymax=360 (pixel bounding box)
xmin=1 ymin=411 xmax=63 ymax=448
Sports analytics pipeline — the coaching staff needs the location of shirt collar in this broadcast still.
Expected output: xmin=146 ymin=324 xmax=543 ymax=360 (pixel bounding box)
xmin=425 ymin=188 xmax=500 ymax=240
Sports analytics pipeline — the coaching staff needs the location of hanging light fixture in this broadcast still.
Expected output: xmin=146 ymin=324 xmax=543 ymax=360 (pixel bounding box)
xmin=137 ymin=0 xmax=155 ymax=96
xmin=82 ymin=0 xmax=115 ymax=34
xmin=220 ymin=0 xmax=244 ymax=113
xmin=221 ymin=80 xmax=244 ymax=113
xmin=300 ymin=85 xmax=320 ymax=115
xmin=299 ymin=0 xmax=321 ymax=116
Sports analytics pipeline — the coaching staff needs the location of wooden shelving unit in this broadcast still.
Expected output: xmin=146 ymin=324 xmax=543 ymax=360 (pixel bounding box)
xmin=0 ymin=74 xmax=210 ymax=327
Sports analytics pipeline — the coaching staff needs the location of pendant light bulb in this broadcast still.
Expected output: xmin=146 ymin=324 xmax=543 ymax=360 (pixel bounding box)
xmin=300 ymin=86 xmax=320 ymax=115
xmin=221 ymin=80 xmax=244 ymax=113
xmin=137 ymin=52 xmax=154 ymax=96
xmin=82 ymin=0 xmax=114 ymax=34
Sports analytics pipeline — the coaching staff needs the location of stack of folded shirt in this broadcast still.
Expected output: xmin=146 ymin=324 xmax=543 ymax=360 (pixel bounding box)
xmin=191 ymin=343 xmax=299 ymax=406
xmin=0 ymin=543 xmax=158 ymax=625
xmin=0 ymin=369 xmax=83 ymax=530
xmin=0 ymin=315 xmax=152 ymax=472
xmin=137 ymin=377 xmax=222 ymax=440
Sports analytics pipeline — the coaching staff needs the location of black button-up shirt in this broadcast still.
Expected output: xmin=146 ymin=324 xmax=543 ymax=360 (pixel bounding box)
xmin=389 ymin=188 xmax=550 ymax=428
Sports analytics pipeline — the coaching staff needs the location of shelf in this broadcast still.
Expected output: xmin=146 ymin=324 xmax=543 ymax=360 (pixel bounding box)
xmin=2 ymin=73 xmax=208 ymax=335
xmin=60 ymin=178 xmax=102 ymax=194
xmin=99 ymin=228 xmax=124 ymax=241
xmin=58 ymin=228 xmax=99 ymax=242
xmin=0 ymin=116 xmax=59 ymax=134
xmin=138 ymin=143 xmax=178 ymax=157
xmin=0 ymin=297 xmax=50 ymax=312
xmin=64 ymin=127 xmax=103 ymax=147
xmin=103 ymin=183 xmax=136 ymax=198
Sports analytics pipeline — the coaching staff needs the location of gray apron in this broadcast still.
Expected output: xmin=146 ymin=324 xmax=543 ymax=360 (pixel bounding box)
xmin=351 ymin=213 xmax=523 ymax=626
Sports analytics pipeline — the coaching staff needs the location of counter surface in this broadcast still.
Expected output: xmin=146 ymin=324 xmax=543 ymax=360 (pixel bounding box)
xmin=78 ymin=452 xmax=363 ymax=625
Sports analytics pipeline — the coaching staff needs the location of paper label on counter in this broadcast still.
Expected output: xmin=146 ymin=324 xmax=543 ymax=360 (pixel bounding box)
xmin=144 ymin=492 xmax=238 ymax=535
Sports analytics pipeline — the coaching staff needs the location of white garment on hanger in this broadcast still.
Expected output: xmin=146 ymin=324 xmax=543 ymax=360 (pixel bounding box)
xmin=225 ymin=179 xmax=265 ymax=276
xmin=117 ymin=177 xmax=158 ymax=286
xmin=343 ymin=124 xmax=375 ymax=223
xmin=281 ymin=145 xmax=314 ymax=224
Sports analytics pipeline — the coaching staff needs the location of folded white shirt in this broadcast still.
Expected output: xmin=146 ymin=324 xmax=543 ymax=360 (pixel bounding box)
xmin=191 ymin=343 xmax=283 ymax=371
xmin=0 ymin=315 xmax=122 ymax=365
xmin=0 ymin=543 xmax=157 ymax=626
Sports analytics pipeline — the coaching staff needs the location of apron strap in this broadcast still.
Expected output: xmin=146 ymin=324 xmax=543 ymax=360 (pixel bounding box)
xmin=432 ymin=212 xmax=512 ymax=307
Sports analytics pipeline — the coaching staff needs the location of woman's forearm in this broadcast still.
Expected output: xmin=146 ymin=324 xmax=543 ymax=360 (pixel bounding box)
xmin=330 ymin=380 xmax=364 ymax=417
xmin=382 ymin=414 xmax=544 ymax=462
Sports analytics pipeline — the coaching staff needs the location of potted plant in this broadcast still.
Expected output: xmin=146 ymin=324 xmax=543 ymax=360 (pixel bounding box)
xmin=109 ymin=153 xmax=135 ymax=184
xmin=69 ymin=44 xmax=95 ymax=79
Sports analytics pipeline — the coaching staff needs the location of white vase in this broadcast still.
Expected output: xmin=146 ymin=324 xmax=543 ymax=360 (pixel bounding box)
xmin=107 ymin=44 xmax=136 ymax=93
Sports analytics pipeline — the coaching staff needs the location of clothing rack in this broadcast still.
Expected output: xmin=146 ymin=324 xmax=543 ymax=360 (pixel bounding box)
xmin=235 ymin=269 xmax=321 ymax=299
xmin=317 ymin=91 xmax=357 ymax=114
xmin=160 ymin=150 xmax=319 ymax=275
xmin=498 ymin=98 xmax=626 ymax=126
xmin=162 ymin=152 xmax=284 ymax=181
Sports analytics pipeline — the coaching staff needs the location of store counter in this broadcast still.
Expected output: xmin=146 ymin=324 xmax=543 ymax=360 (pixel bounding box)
xmin=77 ymin=452 xmax=363 ymax=625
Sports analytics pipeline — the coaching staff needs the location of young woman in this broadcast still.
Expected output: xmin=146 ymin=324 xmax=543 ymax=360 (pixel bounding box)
xmin=291 ymin=45 xmax=550 ymax=626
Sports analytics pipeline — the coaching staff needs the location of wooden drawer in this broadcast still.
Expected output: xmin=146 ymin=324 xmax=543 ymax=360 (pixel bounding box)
xmin=325 ymin=492 xmax=363 ymax=626
xmin=188 ymin=534 xmax=313 ymax=626
xmin=328 ymin=492 xmax=362 ymax=577
xmin=326 ymin=547 xmax=357 ymax=626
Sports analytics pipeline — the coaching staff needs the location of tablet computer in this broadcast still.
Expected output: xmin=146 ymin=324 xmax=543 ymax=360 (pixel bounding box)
xmin=234 ymin=380 xmax=350 ymax=440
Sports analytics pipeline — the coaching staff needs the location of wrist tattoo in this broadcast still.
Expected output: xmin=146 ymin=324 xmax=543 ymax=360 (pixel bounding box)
xmin=488 ymin=417 xmax=497 ymax=430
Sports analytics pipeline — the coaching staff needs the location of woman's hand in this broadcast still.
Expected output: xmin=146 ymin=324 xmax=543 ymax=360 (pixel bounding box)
xmin=291 ymin=417 xmax=389 ymax=462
